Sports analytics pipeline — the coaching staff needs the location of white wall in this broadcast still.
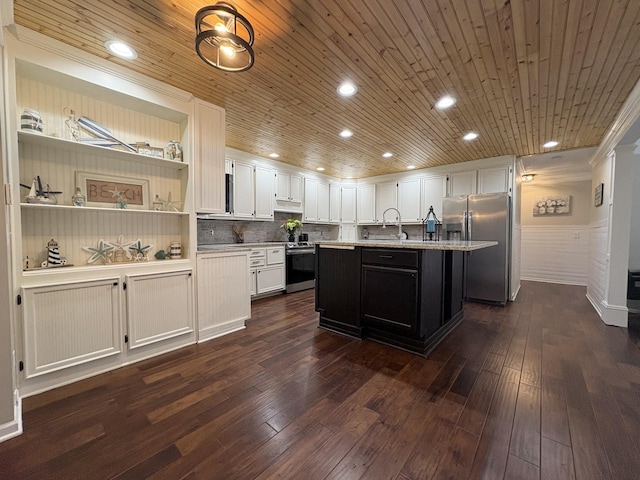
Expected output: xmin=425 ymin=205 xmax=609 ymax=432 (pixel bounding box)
xmin=520 ymin=181 xmax=591 ymax=285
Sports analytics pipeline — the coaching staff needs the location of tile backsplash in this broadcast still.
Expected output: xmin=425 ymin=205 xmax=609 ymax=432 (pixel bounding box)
xmin=197 ymin=212 xmax=340 ymax=245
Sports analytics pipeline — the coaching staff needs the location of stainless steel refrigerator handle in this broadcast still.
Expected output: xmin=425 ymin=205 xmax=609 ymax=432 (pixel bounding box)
xmin=462 ymin=210 xmax=467 ymax=240
xmin=468 ymin=210 xmax=473 ymax=240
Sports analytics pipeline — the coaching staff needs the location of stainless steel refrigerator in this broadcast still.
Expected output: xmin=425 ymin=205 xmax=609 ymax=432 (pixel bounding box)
xmin=442 ymin=192 xmax=510 ymax=305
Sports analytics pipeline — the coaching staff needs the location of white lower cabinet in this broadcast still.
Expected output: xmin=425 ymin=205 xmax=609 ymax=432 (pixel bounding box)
xmin=248 ymin=246 xmax=285 ymax=297
xmin=19 ymin=270 xmax=195 ymax=395
xmin=197 ymin=252 xmax=250 ymax=342
xmin=257 ymin=265 xmax=286 ymax=294
xmin=126 ymin=270 xmax=195 ymax=350
xmin=21 ymin=279 xmax=121 ymax=380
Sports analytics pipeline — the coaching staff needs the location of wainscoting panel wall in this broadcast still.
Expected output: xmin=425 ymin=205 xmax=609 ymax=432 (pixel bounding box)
xmin=586 ymin=219 xmax=609 ymax=315
xmin=521 ymin=225 xmax=589 ymax=285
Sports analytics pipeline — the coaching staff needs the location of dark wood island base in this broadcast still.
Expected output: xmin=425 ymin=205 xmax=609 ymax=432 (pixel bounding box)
xmin=315 ymin=240 xmax=497 ymax=356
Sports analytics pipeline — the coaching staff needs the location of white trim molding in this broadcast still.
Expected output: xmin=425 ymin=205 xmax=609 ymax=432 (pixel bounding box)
xmin=0 ymin=391 xmax=22 ymax=443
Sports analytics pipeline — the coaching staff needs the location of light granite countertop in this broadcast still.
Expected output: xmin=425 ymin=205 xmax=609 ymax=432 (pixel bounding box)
xmin=197 ymin=242 xmax=287 ymax=253
xmin=315 ymin=240 xmax=498 ymax=251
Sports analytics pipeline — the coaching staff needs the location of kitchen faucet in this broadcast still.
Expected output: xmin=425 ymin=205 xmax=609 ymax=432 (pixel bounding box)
xmin=382 ymin=207 xmax=403 ymax=238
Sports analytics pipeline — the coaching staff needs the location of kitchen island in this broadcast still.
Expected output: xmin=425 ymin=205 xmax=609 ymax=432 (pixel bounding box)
xmin=315 ymin=240 xmax=497 ymax=355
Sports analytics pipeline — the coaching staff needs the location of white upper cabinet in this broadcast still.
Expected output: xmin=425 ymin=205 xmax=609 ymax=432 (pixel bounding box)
xmin=421 ymin=175 xmax=448 ymax=220
xmin=375 ymin=182 xmax=398 ymax=223
xmin=448 ymin=171 xmax=477 ymax=196
xmin=329 ymin=183 xmax=341 ymax=224
xmin=397 ymin=177 xmax=422 ymax=223
xmin=341 ymin=186 xmax=357 ymax=224
xmin=317 ymin=181 xmax=330 ymax=223
xmin=304 ymin=177 xmax=318 ymax=222
xmin=233 ymin=162 xmax=273 ymax=220
xmin=357 ymin=184 xmax=376 ymax=224
xmin=255 ymin=165 xmax=274 ymax=220
xmin=233 ymin=160 xmax=255 ymax=218
xmin=478 ymin=166 xmax=511 ymax=194
xmin=194 ymin=99 xmax=225 ymax=214
xmin=275 ymin=170 xmax=303 ymax=212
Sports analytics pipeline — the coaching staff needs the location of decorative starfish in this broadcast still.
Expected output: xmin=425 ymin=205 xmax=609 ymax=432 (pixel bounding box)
xmin=159 ymin=191 xmax=183 ymax=212
xmin=108 ymin=186 xmax=122 ymax=198
xmin=106 ymin=234 xmax=135 ymax=260
xmin=128 ymin=239 xmax=153 ymax=261
xmin=82 ymin=239 xmax=115 ymax=264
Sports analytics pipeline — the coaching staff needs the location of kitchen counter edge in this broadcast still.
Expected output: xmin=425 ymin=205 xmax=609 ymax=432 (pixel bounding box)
xmin=316 ymin=240 xmax=498 ymax=251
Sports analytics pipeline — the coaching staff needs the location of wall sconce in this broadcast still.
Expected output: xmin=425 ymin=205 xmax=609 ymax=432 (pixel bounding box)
xmin=195 ymin=2 xmax=255 ymax=72
xmin=522 ymin=173 xmax=535 ymax=182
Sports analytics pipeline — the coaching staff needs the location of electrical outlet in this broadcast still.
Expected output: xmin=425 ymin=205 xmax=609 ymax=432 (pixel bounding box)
xmin=573 ymin=231 xmax=580 ymax=239
xmin=209 ymin=229 xmax=215 ymax=237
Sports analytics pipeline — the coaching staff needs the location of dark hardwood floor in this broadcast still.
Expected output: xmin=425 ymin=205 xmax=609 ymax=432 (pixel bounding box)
xmin=2 ymin=281 xmax=640 ymax=479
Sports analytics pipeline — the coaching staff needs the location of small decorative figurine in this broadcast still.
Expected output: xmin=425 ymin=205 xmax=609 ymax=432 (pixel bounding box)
xmin=169 ymin=242 xmax=181 ymax=259
xmin=422 ymin=206 xmax=442 ymax=242
xmin=21 ymin=176 xmax=62 ymax=205
xmin=155 ymin=250 xmax=168 ymax=260
xmin=83 ymin=239 xmax=115 ymax=264
xmin=72 ymin=187 xmax=86 ymax=206
xmin=64 ymin=107 xmax=81 ymax=141
xmin=41 ymin=239 xmax=67 ymax=267
xmin=107 ymin=234 xmax=134 ymax=263
xmin=21 ymin=108 xmax=43 ymax=133
xmin=128 ymin=240 xmax=153 ymax=262
xmin=152 ymin=194 xmax=163 ymax=211
xmin=109 ymin=186 xmax=128 ymax=209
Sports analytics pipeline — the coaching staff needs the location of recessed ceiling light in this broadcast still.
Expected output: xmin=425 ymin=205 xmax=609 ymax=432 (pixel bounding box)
xmin=521 ymin=174 xmax=535 ymax=182
xmin=435 ymin=95 xmax=456 ymax=110
xmin=339 ymin=129 xmax=353 ymax=138
xmin=316 ymin=167 xmax=325 ymax=171
xmin=382 ymin=152 xmax=393 ymax=158
xmin=543 ymin=140 xmax=559 ymax=148
xmin=463 ymin=132 xmax=479 ymax=141
xmin=407 ymin=165 xmax=416 ymax=170
xmin=104 ymin=40 xmax=137 ymax=60
xmin=337 ymin=81 xmax=357 ymax=97
xmin=268 ymin=153 xmax=279 ymax=158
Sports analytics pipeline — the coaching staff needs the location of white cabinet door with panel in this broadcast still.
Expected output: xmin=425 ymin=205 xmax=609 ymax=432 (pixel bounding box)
xmin=478 ymin=166 xmax=511 ymax=194
xmin=233 ymin=160 xmax=255 ymax=218
xmin=357 ymin=184 xmax=376 ymax=224
xmin=340 ymin=224 xmax=357 ymax=241
xmin=304 ymin=177 xmax=318 ymax=222
xmin=21 ymin=279 xmax=121 ymax=383
xmin=255 ymin=165 xmax=275 ymax=220
xmin=341 ymin=186 xmax=357 ymax=224
xmin=194 ymin=99 xmax=226 ymax=214
xmin=197 ymin=252 xmax=250 ymax=342
xmin=317 ymin=181 xmax=330 ymax=223
xmin=448 ymin=171 xmax=477 ymax=196
xmin=398 ymin=177 xmax=422 ymax=223
xmin=330 ymin=183 xmax=341 ymax=223
xmin=375 ymin=182 xmax=398 ymax=223
xmin=126 ymin=270 xmax=194 ymax=350
xmin=275 ymin=171 xmax=303 ymax=212
xmin=421 ymin=175 xmax=448 ymax=219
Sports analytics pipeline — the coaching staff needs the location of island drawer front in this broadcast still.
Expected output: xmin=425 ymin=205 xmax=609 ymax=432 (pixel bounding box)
xmin=361 ymin=249 xmax=419 ymax=268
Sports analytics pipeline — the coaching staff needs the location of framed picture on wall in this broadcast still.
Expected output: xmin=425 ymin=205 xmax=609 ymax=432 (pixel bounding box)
xmin=533 ymin=195 xmax=571 ymax=216
xmin=595 ymin=183 xmax=604 ymax=207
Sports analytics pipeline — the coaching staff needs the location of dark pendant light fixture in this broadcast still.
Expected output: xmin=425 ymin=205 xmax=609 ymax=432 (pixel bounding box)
xmin=195 ymin=2 xmax=255 ymax=72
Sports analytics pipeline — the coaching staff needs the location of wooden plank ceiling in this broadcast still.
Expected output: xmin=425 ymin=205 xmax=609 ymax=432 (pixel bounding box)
xmin=11 ymin=0 xmax=640 ymax=178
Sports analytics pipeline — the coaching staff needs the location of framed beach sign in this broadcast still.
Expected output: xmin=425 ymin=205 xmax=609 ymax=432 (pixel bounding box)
xmin=76 ymin=171 xmax=150 ymax=209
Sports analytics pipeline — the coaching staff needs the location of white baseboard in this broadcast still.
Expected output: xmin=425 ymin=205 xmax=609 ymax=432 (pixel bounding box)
xmin=0 ymin=392 xmax=22 ymax=443
xmin=586 ymin=293 xmax=628 ymax=327
xmin=198 ymin=320 xmax=245 ymax=343
xmin=510 ymin=283 xmax=521 ymax=301
xmin=521 ymin=276 xmax=587 ymax=287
